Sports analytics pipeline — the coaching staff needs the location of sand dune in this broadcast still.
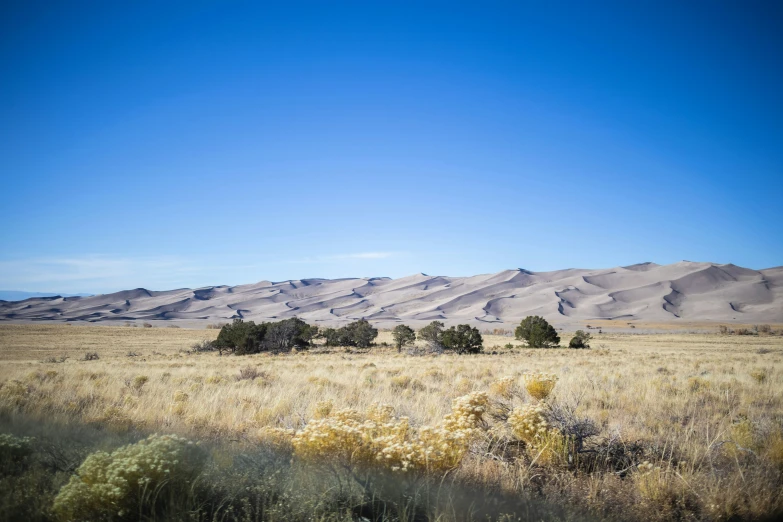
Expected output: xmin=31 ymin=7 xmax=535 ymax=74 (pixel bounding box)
xmin=1 ymin=262 xmax=781 ymax=327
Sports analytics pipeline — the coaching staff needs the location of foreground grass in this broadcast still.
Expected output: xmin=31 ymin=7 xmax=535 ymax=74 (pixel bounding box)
xmin=1 ymin=324 xmax=782 ymax=521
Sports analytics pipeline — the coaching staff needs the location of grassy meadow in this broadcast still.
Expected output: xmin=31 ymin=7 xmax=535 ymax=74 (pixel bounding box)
xmin=1 ymin=324 xmax=782 ymax=521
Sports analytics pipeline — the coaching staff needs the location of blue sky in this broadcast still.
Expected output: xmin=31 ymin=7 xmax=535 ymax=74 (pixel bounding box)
xmin=1 ymin=1 xmax=781 ymax=293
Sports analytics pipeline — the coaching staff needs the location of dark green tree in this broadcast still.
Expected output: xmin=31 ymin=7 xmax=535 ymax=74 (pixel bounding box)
xmin=340 ymin=319 xmax=378 ymax=348
xmin=300 ymin=323 xmax=320 ymax=346
xmin=214 ymin=319 xmax=268 ymax=355
xmin=441 ymin=324 xmax=483 ymax=354
xmin=237 ymin=322 xmax=268 ymax=355
xmin=515 ymin=316 xmax=561 ymax=348
xmin=391 ymin=325 xmax=416 ymax=353
xmin=321 ymin=327 xmax=340 ymax=347
xmin=568 ymin=330 xmax=592 ymax=349
xmin=263 ymin=317 xmax=311 ymax=352
xmin=417 ymin=321 xmax=445 ymax=348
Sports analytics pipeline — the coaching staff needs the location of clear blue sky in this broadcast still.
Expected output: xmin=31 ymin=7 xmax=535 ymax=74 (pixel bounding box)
xmin=1 ymin=1 xmax=781 ymax=293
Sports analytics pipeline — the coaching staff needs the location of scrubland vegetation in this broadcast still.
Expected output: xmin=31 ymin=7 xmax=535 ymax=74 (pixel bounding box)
xmin=1 ymin=323 xmax=782 ymax=521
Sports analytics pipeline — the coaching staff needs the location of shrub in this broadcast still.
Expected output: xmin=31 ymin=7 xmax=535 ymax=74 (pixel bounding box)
xmin=42 ymin=355 xmax=68 ymax=364
xmin=392 ymin=325 xmax=416 ymax=353
xmin=263 ymin=317 xmax=313 ymax=352
xmin=0 ymin=433 xmax=34 ymax=473
xmin=568 ymin=330 xmax=592 ymax=349
xmin=515 ymin=316 xmax=560 ymax=348
xmin=214 ymin=318 xmax=315 ymax=355
xmin=508 ymin=403 xmax=550 ymax=446
xmin=441 ymin=324 xmax=483 ymax=354
xmin=129 ymin=375 xmax=148 ymax=392
xmin=490 ymin=376 xmax=517 ymax=399
xmin=214 ymin=319 xmax=264 ymax=355
xmin=320 ymin=327 xmax=340 ymax=347
xmin=323 ymin=319 xmax=378 ymax=348
xmin=52 ymin=434 xmax=205 ymax=520
xmin=190 ymin=339 xmax=215 ymax=353
xmin=83 ymin=352 xmax=100 ymax=361
xmin=291 ymin=392 xmax=488 ymax=474
xmin=418 ymin=321 xmax=444 ymax=349
xmin=237 ymin=366 xmax=261 ymax=381
xmin=523 ymin=372 xmax=558 ymax=401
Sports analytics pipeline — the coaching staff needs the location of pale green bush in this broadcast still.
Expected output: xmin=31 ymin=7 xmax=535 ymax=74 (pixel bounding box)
xmin=0 ymin=433 xmax=34 ymax=472
xmin=52 ymin=433 xmax=204 ymax=520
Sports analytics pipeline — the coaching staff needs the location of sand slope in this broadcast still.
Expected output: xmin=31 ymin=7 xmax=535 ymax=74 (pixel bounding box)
xmin=1 ymin=262 xmax=781 ymax=327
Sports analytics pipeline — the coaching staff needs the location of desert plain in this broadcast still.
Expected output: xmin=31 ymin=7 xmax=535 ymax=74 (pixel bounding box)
xmin=1 ymin=321 xmax=782 ymax=521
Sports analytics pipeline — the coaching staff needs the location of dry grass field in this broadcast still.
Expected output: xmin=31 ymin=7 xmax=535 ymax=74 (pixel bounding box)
xmin=1 ymin=324 xmax=782 ymax=521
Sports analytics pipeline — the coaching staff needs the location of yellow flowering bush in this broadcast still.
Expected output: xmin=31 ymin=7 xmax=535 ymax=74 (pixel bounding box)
xmin=490 ymin=376 xmax=517 ymax=399
xmin=522 ymin=372 xmax=558 ymax=401
xmin=508 ymin=404 xmax=549 ymax=445
xmin=52 ymin=434 xmax=204 ymax=521
xmin=313 ymin=399 xmax=334 ymax=419
xmin=291 ymin=392 xmax=489 ymax=474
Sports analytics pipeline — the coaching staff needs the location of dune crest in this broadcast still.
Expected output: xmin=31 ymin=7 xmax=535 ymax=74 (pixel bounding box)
xmin=1 ymin=262 xmax=781 ymax=326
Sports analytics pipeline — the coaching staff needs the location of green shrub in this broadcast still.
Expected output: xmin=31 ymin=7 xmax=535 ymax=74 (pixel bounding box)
xmin=515 ymin=316 xmax=560 ymax=348
xmin=568 ymin=330 xmax=592 ymax=349
xmin=391 ymin=325 xmax=416 ymax=352
xmin=333 ymin=319 xmax=379 ymax=348
xmin=417 ymin=321 xmax=445 ymax=348
xmin=441 ymin=324 xmax=483 ymax=354
xmin=0 ymin=433 xmax=34 ymax=474
xmin=214 ymin=318 xmax=316 ymax=355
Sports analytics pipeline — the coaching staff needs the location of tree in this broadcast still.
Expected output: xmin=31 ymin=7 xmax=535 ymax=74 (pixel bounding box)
xmin=341 ymin=319 xmax=378 ymax=348
xmin=391 ymin=325 xmax=416 ymax=353
xmin=321 ymin=327 xmax=340 ymax=347
xmin=214 ymin=319 xmax=249 ymax=355
xmin=214 ymin=317 xmax=318 ymax=355
xmin=441 ymin=324 xmax=483 ymax=354
xmin=568 ymin=330 xmax=592 ymax=349
xmin=418 ymin=321 xmax=445 ymax=348
xmin=263 ymin=317 xmax=310 ymax=352
xmin=237 ymin=322 xmax=268 ymax=355
xmin=214 ymin=319 xmax=266 ymax=355
xmin=515 ymin=316 xmax=560 ymax=348
xmin=300 ymin=323 xmax=320 ymax=346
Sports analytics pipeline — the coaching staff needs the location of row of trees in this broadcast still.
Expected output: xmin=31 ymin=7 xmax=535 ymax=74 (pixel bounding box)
xmin=214 ymin=318 xmax=379 ymax=354
xmin=214 ymin=317 xmax=320 ymax=355
xmin=392 ymin=316 xmax=590 ymax=352
xmin=214 ymin=318 xmax=380 ymax=354
xmin=514 ymin=315 xmax=592 ymax=349
xmin=214 ymin=315 xmax=587 ymax=355
xmin=392 ymin=321 xmax=484 ymax=354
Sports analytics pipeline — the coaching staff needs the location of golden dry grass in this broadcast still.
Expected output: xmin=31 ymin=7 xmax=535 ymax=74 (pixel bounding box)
xmin=1 ymin=324 xmax=783 ymax=520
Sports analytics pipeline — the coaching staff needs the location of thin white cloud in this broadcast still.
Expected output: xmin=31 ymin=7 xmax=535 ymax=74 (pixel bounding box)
xmin=0 ymin=255 xmax=197 ymax=293
xmin=294 ymin=252 xmax=399 ymax=263
xmin=0 ymin=252 xmax=407 ymax=293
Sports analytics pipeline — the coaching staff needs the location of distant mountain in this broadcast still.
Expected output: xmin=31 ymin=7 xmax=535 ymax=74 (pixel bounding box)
xmin=0 ymin=262 xmax=780 ymax=326
xmin=0 ymin=291 xmax=93 ymax=302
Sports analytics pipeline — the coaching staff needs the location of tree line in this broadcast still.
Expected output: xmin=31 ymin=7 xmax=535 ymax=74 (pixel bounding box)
xmin=212 ymin=315 xmax=589 ymax=355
